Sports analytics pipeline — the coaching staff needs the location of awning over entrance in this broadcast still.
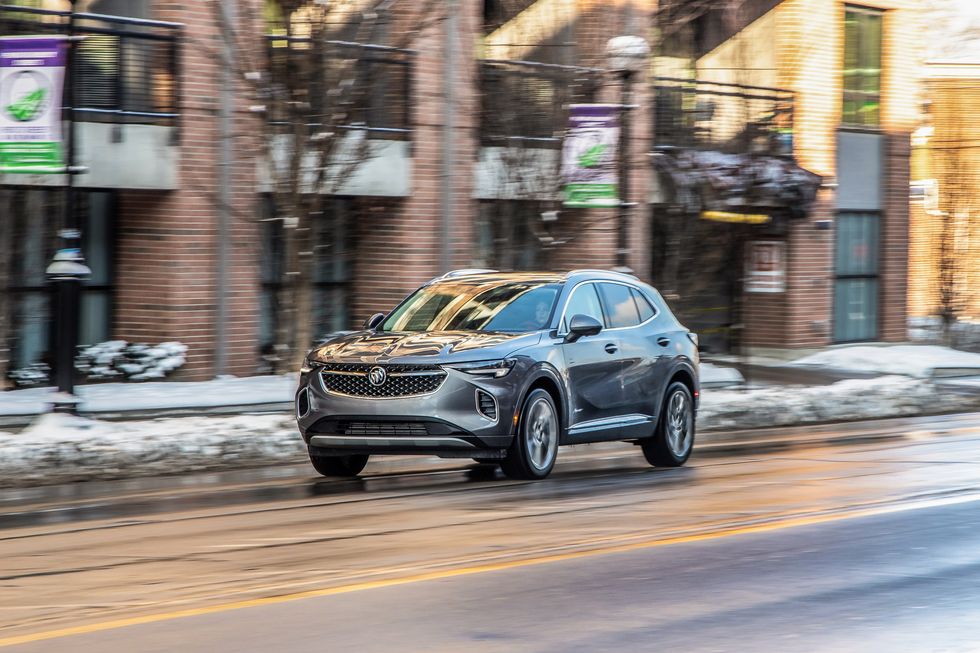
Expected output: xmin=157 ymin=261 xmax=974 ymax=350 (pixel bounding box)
xmin=651 ymin=149 xmax=822 ymax=220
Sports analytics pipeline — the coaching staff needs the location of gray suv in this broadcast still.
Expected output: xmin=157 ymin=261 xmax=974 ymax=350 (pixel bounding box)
xmin=296 ymin=269 xmax=699 ymax=480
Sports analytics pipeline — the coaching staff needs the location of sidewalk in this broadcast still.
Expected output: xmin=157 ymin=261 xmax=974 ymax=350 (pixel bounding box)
xmin=0 ymin=374 xmax=296 ymax=427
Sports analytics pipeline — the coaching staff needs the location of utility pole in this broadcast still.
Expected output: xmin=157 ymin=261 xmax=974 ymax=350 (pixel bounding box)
xmin=440 ymin=0 xmax=457 ymax=273
xmin=216 ymin=0 xmax=236 ymax=376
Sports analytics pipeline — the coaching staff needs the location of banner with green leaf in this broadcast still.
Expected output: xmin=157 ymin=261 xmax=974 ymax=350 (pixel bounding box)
xmin=0 ymin=37 xmax=66 ymax=173
xmin=561 ymin=104 xmax=619 ymax=208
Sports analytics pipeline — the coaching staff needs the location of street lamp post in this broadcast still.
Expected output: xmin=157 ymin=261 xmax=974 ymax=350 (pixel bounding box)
xmin=46 ymin=0 xmax=89 ymax=412
xmin=606 ymin=36 xmax=649 ymax=272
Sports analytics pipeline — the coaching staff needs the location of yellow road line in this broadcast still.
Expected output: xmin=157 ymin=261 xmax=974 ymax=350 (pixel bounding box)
xmin=3 ymin=491 xmax=979 ymax=648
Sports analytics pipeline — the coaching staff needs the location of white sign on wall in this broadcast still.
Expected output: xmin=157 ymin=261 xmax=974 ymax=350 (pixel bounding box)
xmin=745 ymin=240 xmax=786 ymax=293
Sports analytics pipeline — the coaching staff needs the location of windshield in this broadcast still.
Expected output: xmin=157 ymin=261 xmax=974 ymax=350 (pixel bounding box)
xmin=380 ymin=281 xmax=562 ymax=333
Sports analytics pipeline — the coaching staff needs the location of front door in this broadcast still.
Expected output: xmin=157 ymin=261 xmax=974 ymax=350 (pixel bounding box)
xmin=560 ymin=282 xmax=625 ymax=440
xmin=833 ymin=213 xmax=879 ymax=342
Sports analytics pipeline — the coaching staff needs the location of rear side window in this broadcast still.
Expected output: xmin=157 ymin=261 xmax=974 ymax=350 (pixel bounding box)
xmin=631 ymin=288 xmax=656 ymax=322
xmin=562 ymin=283 xmax=604 ymax=331
xmin=598 ymin=283 xmax=640 ymax=328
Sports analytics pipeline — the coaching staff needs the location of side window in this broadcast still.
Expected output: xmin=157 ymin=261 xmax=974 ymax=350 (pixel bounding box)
xmin=561 ymin=283 xmax=604 ymax=331
xmin=598 ymin=283 xmax=640 ymax=328
xmin=631 ymin=288 xmax=656 ymax=322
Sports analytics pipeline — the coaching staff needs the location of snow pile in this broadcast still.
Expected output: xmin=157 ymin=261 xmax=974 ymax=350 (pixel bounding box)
xmin=0 ymin=413 xmax=306 ymax=487
xmin=0 ymin=374 xmax=297 ymax=416
xmin=789 ymin=345 xmax=980 ymax=379
xmin=76 ymin=340 xmax=188 ymax=381
xmin=908 ymin=317 xmax=980 ymax=351
xmin=700 ymin=362 xmax=745 ymax=388
xmin=8 ymin=341 xmax=189 ymax=388
xmin=700 ymin=375 xmax=976 ymax=431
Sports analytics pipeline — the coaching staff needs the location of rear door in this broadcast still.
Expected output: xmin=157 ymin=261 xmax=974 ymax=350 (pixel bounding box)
xmin=560 ymin=282 xmax=626 ymax=440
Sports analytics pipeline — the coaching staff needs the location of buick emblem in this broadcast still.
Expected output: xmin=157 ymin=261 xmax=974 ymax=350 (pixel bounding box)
xmin=368 ymin=366 xmax=387 ymax=386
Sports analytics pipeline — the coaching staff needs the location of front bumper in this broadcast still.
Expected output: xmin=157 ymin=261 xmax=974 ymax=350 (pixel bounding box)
xmin=296 ymin=364 xmax=522 ymax=458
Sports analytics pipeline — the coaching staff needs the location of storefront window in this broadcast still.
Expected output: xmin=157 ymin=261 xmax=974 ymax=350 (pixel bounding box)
xmin=842 ymin=6 xmax=883 ymax=127
xmin=2 ymin=189 xmax=115 ymax=374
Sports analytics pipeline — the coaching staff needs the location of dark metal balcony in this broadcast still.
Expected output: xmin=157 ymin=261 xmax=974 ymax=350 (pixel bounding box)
xmin=479 ymin=59 xmax=602 ymax=147
xmin=266 ymin=36 xmax=413 ymax=140
xmin=654 ymin=76 xmax=794 ymax=156
xmin=0 ymin=4 xmax=181 ymax=132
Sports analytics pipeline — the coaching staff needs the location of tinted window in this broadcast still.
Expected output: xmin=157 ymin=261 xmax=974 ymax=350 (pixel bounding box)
xmin=381 ymin=281 xmax=560 ymax=333
xmin=561 ymin=283 xmax=603 ymax=331
xmin=598 ymin=283 xmax=640 ymax=328
xmin=631 ymin=288 xmax=656 ymax=322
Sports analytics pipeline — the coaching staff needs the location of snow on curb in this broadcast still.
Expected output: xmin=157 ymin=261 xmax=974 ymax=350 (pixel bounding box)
xmin=0 ymin=376 xmax=976 ymax=488
xmin=789 ymin=345 xmax=980 ymax=379
xmin=0 ymin=374 xmax=297 ymax=416
xmin=0 ymin=413 xmax=306 ymax=488
xmin=699 ymin=362 xmax=745 ymax=388
xmin=700 ymin=375 xmax=977 ymax=431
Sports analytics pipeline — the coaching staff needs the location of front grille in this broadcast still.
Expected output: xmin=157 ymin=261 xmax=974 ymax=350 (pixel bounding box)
xmin=319 ymin=364 xmax=446 ymax=398
xmin=476 ymin=390 xmax=497 ymax=421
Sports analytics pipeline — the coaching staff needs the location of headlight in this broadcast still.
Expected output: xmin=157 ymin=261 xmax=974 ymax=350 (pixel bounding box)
xmin=445 ymin=358 xmax=517 ymax=378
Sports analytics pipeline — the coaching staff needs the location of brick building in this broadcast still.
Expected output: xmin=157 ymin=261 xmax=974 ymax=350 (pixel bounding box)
xmin=0 ymin=0 xmax=922 ymax=384
xmin=908 ymin=61 xmax=980 ymax=324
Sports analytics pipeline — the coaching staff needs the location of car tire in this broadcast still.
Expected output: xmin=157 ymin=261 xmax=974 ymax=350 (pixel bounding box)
xmin=642 ymin=382 xmax=695 ymax=467
xmin=501 ymin=389 xmax=559 ymax=480
xmin=308 ymin=451 xmax=369 ymax=477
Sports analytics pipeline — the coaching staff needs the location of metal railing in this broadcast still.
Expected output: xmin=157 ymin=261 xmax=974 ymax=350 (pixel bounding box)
xmin=479 ymin=60 xmax=603 ymax=147
xmin=0 ymin=4 xmax=182 ymax=132
xmin=654 ymin=77 xmax=794 ymax=156
xmin=266 ymin=35 xmax=413 ymax=139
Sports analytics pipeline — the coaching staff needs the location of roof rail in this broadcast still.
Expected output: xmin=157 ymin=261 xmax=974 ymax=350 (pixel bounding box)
xmin=436 ymin=268 xmax=498 ymax=280
xmin=568 ymin=268 xmax=638 ymax=278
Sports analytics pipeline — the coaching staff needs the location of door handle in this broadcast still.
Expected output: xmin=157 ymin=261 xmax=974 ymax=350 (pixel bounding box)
xmin=604 ymin=343 xmax=618 ymax=354
xmin=657 ymin=337 xmax=671 ymax=347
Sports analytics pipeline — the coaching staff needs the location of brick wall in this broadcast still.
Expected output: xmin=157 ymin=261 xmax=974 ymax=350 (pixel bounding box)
xmin=908 ymin=72 xmax=980 ymax=321
xmin=880 ymin=132 xmax=910 ymax=341
xmin=352 ymin=2 xmax=480 ymax=322
xmin=115 ymin=1 xmax=263 ymax=379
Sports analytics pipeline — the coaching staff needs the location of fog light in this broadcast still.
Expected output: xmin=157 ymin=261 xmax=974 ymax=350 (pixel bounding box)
xmin=476 ymin=390 xmax=497 ymax=421
xmin=297 ymin=387 xmax=311 ymax=418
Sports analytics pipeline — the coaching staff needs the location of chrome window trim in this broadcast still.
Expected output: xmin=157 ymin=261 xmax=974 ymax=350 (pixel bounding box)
xmin=557 ymin=279 xmax=660 ymax=336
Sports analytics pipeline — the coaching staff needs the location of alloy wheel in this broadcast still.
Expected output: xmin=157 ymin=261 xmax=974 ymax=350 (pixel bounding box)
xmin=665 ymin=389 xmax=692 ymax=458
xmin=525 ymin=396 xmax=558 ymax=471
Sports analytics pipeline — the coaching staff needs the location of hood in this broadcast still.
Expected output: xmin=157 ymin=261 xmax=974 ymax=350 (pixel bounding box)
xmin=309 ymin=330 xmax=543 ymax=364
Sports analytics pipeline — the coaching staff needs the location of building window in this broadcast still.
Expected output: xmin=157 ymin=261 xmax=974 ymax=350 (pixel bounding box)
xmin=259 ymin=197 xmax=355 ymax=360
xmin=842 ymin=6 xmax=882 ymax=127
xmin=833 ymin=213 xmax=879 ymax=342
xmin=3 ymin=188 xmax=115 ymax=374
xmin=476 ymin=201 xmax=545 ymax=270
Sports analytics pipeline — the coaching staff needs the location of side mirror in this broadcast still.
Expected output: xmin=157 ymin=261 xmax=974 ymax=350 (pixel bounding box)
xmin=565 ymin=314 xmax=603 ymax=343
xmin=363 ymin=312 xmax=385 ymax=330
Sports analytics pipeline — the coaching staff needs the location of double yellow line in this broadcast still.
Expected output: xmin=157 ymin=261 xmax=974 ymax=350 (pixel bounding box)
xmin=3 ymin=491 xmax=978 ymax=648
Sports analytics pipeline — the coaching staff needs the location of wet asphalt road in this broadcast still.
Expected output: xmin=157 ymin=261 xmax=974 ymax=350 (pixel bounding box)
xmin=3 ymin=413 xmax=980 ymax=652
